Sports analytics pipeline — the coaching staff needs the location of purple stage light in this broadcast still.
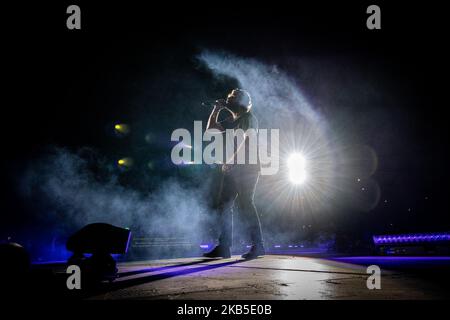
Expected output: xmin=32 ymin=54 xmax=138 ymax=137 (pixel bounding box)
xmin=125 ymin=230 xmax=132 ymax=253
xmin=199 ymin=244 xmax=209 ymax=249
xmin=373 ymin=232 xmax=450 ymax=245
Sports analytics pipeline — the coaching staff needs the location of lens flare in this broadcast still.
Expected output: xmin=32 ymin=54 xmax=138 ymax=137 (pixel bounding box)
xmin=287 ymin=153 xmax=307 ymax=185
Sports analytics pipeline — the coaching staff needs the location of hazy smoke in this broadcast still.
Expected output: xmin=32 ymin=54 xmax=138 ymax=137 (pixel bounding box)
xmin=21 ymin=148 xmax=213 ymax=242
xmin=198 ymin=51 xmax=380 ymax=223
xmin=198 ymin=51 xmax=344 ymax=212
xmin=198 ymin=51 xmax=325 ymax=127
xmin=18 ymin=51 xmax=384 ymax=260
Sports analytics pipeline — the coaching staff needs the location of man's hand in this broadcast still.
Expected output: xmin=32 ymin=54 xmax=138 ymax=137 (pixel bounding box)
xmin=207 ymin=101 xmax=226 ymax=131
xmin=213 ymin=99 xmax=226 ymax=110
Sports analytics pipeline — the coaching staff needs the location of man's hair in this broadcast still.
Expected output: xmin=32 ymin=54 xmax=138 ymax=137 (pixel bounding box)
xmin=227 ymin=89 xmax=252 ymax=112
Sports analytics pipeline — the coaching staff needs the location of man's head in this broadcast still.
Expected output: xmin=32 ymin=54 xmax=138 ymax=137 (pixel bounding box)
xmin=226 ymin=89 xmax=252 ymax=115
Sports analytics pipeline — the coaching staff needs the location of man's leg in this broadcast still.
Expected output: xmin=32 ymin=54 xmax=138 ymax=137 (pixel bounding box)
xmin=235 ymin=169 xmax=265 ymax=258
xmin=218 ymin=205 xmax=233 ymax=248
xmin=204 ymin=170 xmax=237 ymax=258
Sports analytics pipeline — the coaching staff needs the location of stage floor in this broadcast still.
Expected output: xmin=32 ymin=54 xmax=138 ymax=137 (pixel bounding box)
xmin=88 ymin=255 xmax=448 ymax=299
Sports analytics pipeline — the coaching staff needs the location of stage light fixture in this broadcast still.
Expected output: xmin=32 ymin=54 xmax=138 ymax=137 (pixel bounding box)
xmin=114 ymin=123 xmax=130 ymax=135
xmin=287 ymin=153 xmax=307 ymax=185
xmin=373 ymin=232 xmax=450 ymax=245
xmin=117 ymin=157 xmax=133 ymax=168
xmin=66 ymin=223 xmax=131 ymax=282
xmin=0 ymin=242 xmax=30 ymax=277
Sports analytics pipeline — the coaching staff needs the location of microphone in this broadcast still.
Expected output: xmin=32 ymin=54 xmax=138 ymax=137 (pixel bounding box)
xmin=202 ymin=99 xmax=226 ymax=108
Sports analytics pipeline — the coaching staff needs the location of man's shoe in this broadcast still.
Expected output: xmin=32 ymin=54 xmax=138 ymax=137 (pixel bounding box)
xmin=203 ymin=245 xmax=231 ymax=258
xmin=242 ymin=244 xmax=265 ymax=260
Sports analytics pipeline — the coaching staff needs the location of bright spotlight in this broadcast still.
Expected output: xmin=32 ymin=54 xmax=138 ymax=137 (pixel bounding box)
xmin=287 ymin=153 xmax=307 ymax=185
xmin=114 ymin=123 xmax=130 ymax=135
xmin=117 ymin=157 xmax=133 ymax=168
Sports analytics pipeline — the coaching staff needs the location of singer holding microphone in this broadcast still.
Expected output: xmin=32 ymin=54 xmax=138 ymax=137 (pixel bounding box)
xmin=203 ymin=89 xmax=265 ymax=260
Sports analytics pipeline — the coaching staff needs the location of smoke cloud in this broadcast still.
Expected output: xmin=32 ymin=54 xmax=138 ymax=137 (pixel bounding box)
xmin=18 ymin=51 xmax=384 ymax=260
xmin=198 ymin=51 xmax=325 ymax=127
xmin=20 ymin=147 xmax=215 ymax=259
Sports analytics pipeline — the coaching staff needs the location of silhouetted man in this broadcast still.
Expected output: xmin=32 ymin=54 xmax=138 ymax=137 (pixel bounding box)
xmin=203 ymin=89 xmax=265 ymax=260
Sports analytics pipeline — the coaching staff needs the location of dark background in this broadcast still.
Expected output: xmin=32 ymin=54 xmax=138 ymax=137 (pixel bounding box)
xmin=2 ymin=1 xmax=449 ymax=258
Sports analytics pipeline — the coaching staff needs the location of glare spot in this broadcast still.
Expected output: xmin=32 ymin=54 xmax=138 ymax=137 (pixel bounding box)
xmin=287 ymin=153 xmax=307 ymax=185
xmin=117 ymin=157 xmax=133 ymax=168
xmin=114 ymin=123 xmax=130 ymax=135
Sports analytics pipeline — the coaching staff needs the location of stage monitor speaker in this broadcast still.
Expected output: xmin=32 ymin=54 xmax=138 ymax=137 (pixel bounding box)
xmin=66 ymin=223 xmax=131 ymax=255
xmin=0 ymin=242 xmax=30 ymax=276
